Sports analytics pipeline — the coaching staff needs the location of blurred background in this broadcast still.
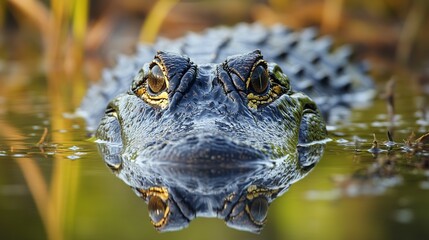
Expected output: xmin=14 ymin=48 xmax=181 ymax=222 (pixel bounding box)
xmin=1 ymin=0 xmax=429 ymax=240
xmin=2 ymin=0 xmax=428 ymax=88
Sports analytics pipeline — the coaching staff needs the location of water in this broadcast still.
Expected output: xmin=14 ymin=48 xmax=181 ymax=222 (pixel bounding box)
xmin=1 ymin=69 xmax=429 ymax=240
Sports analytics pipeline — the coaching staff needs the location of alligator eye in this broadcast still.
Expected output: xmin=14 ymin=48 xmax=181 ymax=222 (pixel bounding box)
xmin=148 ymin=195 xmax=168 ymax=226
xmin=147 ymin=64 xmax=166 ymax=94
xmin=249 ymin=196 xmax=268 ymax=223
xmin=249 ymin=64 xmax=270 ymax=94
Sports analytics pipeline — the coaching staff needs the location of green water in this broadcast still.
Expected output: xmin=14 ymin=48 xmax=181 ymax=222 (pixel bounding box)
xmin=1 ymin=71 xmax=429 ymax=240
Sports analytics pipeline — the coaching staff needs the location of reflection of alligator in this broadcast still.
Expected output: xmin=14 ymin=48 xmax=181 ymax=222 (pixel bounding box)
xmin=98 ymin=142 xmax=325 ymax=232
xmin=77 ymin=23 xmax=374 ymax=232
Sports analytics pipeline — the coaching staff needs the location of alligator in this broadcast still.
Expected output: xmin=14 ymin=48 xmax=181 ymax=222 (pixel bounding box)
xmin=77 ymin=23 xmax=374 ymax=233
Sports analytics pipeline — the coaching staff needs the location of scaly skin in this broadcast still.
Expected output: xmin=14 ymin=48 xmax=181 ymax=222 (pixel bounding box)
xmin=78 ymin=23 xmax=374 ymax=233
xmin=78 ymin=23 xmax=374 ymax=130
xmin=96 ymin=50 xmax=327 ymax=162
xmin=94 ymin=49 xmax=328 ymax=233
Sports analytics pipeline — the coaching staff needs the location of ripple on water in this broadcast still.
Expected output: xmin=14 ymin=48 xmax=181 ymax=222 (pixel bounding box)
xmin=67 ymin=155 xmax=81 ymax=160
xmin=32 ymin=125 xmax=43 ymax=130
xmin=69 ymin=146 xmax=80 ymax=151
xmin=336 ymin=138 xmax=349 ymax=144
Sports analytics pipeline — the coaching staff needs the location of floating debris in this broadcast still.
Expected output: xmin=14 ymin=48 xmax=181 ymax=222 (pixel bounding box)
xmin=384 ymin=78 xmax=396 ymax=128
xmin=327 ymin=130 xmax=429 ymax=198
xmin=415 ymin=132 xmax=429 ymax=145
xmin=383 ymin=131 xmax=396 ymax=153
xmin=403 ymin=132 xmax=429 ymax=159
xmin=368 ymin=134 xmax=385 ymax=154
xmin=402 ymin=132 xmax=416 ymax=152
xmin=36 ymin=127 xmax=48 ymax=146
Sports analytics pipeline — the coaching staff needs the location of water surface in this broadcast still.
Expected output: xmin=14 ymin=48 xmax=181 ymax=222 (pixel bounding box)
xmin=1 ymin=67 xmax=429 ymax=240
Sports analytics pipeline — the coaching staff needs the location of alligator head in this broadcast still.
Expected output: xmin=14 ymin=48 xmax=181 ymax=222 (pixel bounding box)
xmin=95 ymin=50 xmax=327 ymax=232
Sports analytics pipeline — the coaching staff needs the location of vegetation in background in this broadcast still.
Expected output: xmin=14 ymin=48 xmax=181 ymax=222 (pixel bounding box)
xmin=2 ymin=0 xmax=428 ymax=77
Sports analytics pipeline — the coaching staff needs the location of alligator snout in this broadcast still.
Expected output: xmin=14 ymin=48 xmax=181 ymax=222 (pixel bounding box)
xmin=155 ymin=135 xmax=266 ymax=167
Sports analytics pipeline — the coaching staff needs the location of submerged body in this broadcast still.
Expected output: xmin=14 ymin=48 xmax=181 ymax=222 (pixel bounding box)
xmin=78 ymin=23 xmax=373 ymax=232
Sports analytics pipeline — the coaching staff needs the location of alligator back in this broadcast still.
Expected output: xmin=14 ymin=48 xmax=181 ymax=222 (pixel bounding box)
xmin=77 ymin=23 xmax=374 ymax=130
